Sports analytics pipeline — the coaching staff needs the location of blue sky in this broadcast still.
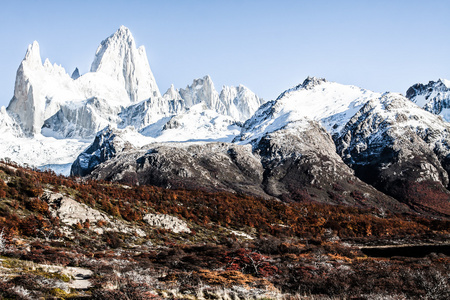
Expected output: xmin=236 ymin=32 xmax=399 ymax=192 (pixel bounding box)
xmin=0 ymin=0 xmax=449 ymax=107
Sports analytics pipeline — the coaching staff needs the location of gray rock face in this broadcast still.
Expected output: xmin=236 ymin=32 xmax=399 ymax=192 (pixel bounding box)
xmin=71 ymin=68 xmax=80 ymax=80
xmin=86 ymin=141 xmax=268 ymax=198
xmin=70 ymin=126 xmax=135 ymax=177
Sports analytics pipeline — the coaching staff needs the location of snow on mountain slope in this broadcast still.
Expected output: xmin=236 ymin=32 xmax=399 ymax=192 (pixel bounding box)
xmin=119 ymin=96 xmax=184 ymax=132
xmin=0 ymin=106 xmax=22 ymax=137
xmin=0 ymin=135 xmax=90 ymax=176
xmin=406 ymin=78 xmax=450 ymax=121
xmin=235 ymin=76 xmax=381 ymax=144
xmin=144 ymin=103 xmax=242 ymax=143
xmin=337 ymin=92 xmax=450 ymax=168
xmin=91 ymin=25 xmax=161 ymax=102
xmin=42 ymin=97 xmax=124 ymax=139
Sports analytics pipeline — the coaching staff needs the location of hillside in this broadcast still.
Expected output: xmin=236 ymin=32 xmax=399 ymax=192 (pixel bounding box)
xmin=0 ymin=161 xmax=449 ymax=299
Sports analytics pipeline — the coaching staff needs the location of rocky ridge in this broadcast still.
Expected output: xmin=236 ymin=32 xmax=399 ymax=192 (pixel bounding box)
xmin=406 ymin=78 xmax=450 ymax=121
xmin=72 ymin=125 xmax=409 ymax=214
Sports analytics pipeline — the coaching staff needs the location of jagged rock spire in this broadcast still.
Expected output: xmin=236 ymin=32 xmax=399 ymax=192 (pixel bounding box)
xmin=71 ymin=68 xmax=80 ymax=80
xmin=90 ymin=25 xmax=161 ymax=102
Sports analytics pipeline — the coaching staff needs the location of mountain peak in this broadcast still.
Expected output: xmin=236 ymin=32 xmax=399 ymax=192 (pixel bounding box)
xmin=90 ymin=26 xmax=160 ymax=102
xmin=179 ymin=75 xmax=220 ymax=109
xmin=110 ymin=25 xmax=135 ymax=45
xmin=302 ymin=76 xmax=327 ymax=89
xmin=437 ymin=78 xmax=450 ymax=89
xmin=163 ymin=84 xmax=182 ymax=101
xmin=276 ymin=76 xmax=327 ymax=100
xmin=406 ymin=78 xmax=450 ymax=120
xmin=71 ymin=68 xmax=80 ymax=80
xmin=24 ymin=41 xmax=42 ymax=67
xmin=118 ymin=25 xmax=131 ymax=34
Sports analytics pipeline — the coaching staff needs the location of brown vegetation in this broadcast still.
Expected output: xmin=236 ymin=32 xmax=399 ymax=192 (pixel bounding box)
xmin=0 ymin=160 xmax=448 ymax=299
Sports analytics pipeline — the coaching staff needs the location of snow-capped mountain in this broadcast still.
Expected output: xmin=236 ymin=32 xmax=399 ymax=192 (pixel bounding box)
xmin=178 ymin=76 xmax=222 ymax=112
xmin=7 ymin=41 xmax=81 ymax=136
xmin=0 ymin=26 xmax=263 ymax=174
xmin=406 ymin=78 xmax=450 ymax=121
xmin=235 ymin=76 xmax=381 ymax=145
xmin=335 ymin=92 xmax=450 ymax=215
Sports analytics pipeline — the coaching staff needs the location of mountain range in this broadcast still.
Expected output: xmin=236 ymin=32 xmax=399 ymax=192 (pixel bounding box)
xmin=0 ymin=26 xmax=449 ymax=217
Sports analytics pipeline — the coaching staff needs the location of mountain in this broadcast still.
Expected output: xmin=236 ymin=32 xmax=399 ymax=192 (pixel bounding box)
xmin=1 ymin=25 xmax=449 ymax=216
xmin=5 ymin=27 xmax=262 ymax=141
xmin=0 ymin=27 xmax=262 ymax=174
xmin=219 ymin=84 xmax=263 ymax=121
xmin=334 ymin=92 xmax=450 ymax=216
xmin=406 ymin=78 xmax=450 ymax=121
xmin=7 ymin=41 xmax=81 ymax=136
xmin=234 ymin=77 xmax=381 ymax=145
xmin=1 ymin=26 xmax=450 ymax=300
xmin=71 ymin=67 xmax=80 ymax=80
xmin=72 ymin=76 xmax=450 ymax=217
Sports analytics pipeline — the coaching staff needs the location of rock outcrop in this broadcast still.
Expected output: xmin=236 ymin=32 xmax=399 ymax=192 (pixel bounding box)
xmin=42 ymin=190 xmax=146 ymax=236
xmin=143 ymin=213 xmax=190 ymax=233
xmin=70 ymin=126 xmax=136 ymax=177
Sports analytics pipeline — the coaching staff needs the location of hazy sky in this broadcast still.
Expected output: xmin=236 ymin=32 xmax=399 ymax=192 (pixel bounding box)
xmin=0 ymin=0 xmax=449 ymax=107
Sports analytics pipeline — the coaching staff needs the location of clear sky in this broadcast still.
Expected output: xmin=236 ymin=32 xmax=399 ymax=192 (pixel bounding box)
xmin=0 ymin=0 xmax=449 ymax=107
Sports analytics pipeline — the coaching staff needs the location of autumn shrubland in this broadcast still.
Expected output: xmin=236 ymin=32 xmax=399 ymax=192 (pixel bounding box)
xmin=0 ymin=160 xmax=448 ymax=299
